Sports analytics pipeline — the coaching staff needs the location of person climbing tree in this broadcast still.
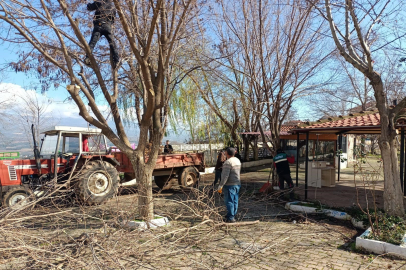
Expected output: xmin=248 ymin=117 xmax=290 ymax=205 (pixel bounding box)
xmin=84 ymin=0 xmax=119 ymax=68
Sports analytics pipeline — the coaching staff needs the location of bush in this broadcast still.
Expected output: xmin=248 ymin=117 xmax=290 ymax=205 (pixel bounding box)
xmin=365 ymin=214 xmax=406 ymax=245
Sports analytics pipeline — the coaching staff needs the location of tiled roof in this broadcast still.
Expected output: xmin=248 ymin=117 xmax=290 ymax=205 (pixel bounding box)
xmin=241 ymin=112 xmax=406 ymax=135
xmin=281 ymin=125 xmax=297 ymax=133
xmin=297 ymin=112 xmax=380 ymax=130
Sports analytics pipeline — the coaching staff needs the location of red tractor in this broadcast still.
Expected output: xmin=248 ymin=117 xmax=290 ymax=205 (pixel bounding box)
xmin=0 ymin=126 xmax=204 ymax=207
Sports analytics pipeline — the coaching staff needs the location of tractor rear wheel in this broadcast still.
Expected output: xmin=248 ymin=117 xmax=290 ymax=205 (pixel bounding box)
xmin=75 ymin=160 xmax=119 ymax=205
xmin=178 ymin=167 xmax=199 ymax=188
xmin=3 ymin=187 xmax=33 ymax=209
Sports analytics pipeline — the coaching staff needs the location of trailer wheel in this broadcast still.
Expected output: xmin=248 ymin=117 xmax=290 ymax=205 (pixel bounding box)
xmin=154 ymin=176 xmax=177 ymax=190
xmin=3 ymin=187 xmax=33 ymax=209
xmin=178 ymin=167 xmax=199 ymax=188
xmin=76 ymin=160 xmax=119 ymax=205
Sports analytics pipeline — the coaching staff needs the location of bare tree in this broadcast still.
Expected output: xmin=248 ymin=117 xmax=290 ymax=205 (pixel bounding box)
xmin=12 ymin=90 xmax=58 ymax=148
xmin=310 ymin=57 xmax=375 ymax=119
xmin=314 ymin=0 xmax=406 ymax=216
xmin=0 ymin=0 xmax=200 ymax=219
xmin=206 ymin=0 xmax=328 ymax=154
xmin=0 ymin=81 xmax=11 ymax=142
xmin=380 ymin=53 xmax=406 ymax=103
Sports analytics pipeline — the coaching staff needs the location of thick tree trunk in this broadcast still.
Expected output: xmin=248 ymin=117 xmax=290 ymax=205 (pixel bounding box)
xmin=379 ymin=117 xmax=405 ymax=216
xmin=372 ymin=74 xmax=405 ymax=216
xmin=273 ymin=137 xmax=281 ymax=154
xmin=129 ymin=124 xmax=163 ymax=221
xmin=131 ymin=154 xmax=154 ymax=220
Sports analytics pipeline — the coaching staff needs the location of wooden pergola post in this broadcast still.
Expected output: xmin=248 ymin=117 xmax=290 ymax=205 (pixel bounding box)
xmin=296 ymin=133 xmax=299 ymax=187
xmin=305 ymin=132 xmax=309 ymax=200
xmin=400 ymin=127 xmax=404 ymax=193
xmin=337 ymin=134 xmax=342 ymax=182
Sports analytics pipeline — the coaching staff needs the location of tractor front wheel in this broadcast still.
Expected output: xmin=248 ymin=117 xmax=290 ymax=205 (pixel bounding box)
xmin=75 ymin=160 xmax=119 ymax=205
xmin=3 ymin=187 xmax=33 ymax=209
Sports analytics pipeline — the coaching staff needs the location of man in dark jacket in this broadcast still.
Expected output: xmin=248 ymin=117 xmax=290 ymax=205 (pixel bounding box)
xmin=85 ymin=0 xmax=119 ymax=68
xmin=213 ymin=150 xmax=227 ymax=187
xmin=273 ymin=148 xmax=294 ymax=200
xmin=164 ymin=140 xmax=173 ymax=154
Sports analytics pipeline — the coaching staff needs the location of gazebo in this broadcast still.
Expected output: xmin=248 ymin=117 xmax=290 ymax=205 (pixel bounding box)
xmin=291 ymin=110 xmax=406 ymax=200
xmin=240 ymin=123 xmax=337 ymax=161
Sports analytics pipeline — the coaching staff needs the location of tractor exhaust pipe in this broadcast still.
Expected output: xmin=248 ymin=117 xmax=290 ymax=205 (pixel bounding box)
xmin=31 ymin=124 xmax=42 ymax=175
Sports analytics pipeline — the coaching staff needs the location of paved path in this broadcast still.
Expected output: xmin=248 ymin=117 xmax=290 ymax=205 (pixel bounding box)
xmin=173 ymin=219 xmax=406 ymax=270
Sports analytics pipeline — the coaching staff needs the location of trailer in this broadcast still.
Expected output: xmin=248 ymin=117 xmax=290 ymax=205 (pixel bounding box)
xmin=0 ymin=126 xmax=205 ymax=207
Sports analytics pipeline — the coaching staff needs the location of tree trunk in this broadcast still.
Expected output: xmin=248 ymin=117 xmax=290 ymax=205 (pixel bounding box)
xmin=129 ymin=124 xmax=162 ymax=221
xmin=370 ymin=136 xmax=378 ymax=155
xmin=360 ymin=136 xmax=365 ymax=154
xmin=372 ymin=73 xmax=405 ymax=216
xmin=131 ymin=154 xmax=154 ymax=220
xmin=252 ymin=139 xmax=259 ymax=161
xmin=243 ymin=136 xmax=250 ymax=161
xmin=272 ymin=137 xmax=281 ymax=155
xmin=379 ymin=117 xmax=405 ymax=216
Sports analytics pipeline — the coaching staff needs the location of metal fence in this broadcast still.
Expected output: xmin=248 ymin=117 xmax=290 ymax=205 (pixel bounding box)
xmin=240 ymin=148 xmax=272 ymax=160
xmin=171 ymin=144 xmax=224 ymax=166
xmin=172 ymin=143 xmax=224 ymax=152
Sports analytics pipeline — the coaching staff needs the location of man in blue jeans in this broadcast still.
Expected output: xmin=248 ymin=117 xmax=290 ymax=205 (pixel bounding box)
xmin=218 ymin=147 xmax=241 ymax=223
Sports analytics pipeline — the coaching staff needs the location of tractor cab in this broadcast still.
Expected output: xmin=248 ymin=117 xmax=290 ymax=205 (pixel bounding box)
xmin=37 ymin=126 xmax=111 ymax=180
xmin=40 ymin=126 xmax=109 ymax=159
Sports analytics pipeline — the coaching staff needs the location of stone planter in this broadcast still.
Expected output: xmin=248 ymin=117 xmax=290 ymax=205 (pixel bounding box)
xmin=285 ymin=202 xmax=353 ymax=221
xmin=285 ymin=201 xmax=322 ymax=214
xmin=123 ymin=215 xmax=170 ymax=229
xmin=351 ymin=217 xmax=368 ymax=230
xmin=323 ymin=209 xmax=351 ymax=220
xmin=356 ymin=228 xmax=406 ymax=259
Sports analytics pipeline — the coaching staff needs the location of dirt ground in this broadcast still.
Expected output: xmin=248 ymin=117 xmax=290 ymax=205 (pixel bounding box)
xmin=0 ymin=165 xmax=405 ymax=269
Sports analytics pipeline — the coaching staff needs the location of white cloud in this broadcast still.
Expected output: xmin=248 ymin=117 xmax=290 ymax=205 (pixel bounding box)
xmin=0 ymin=83 xmax=133 ymax=131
